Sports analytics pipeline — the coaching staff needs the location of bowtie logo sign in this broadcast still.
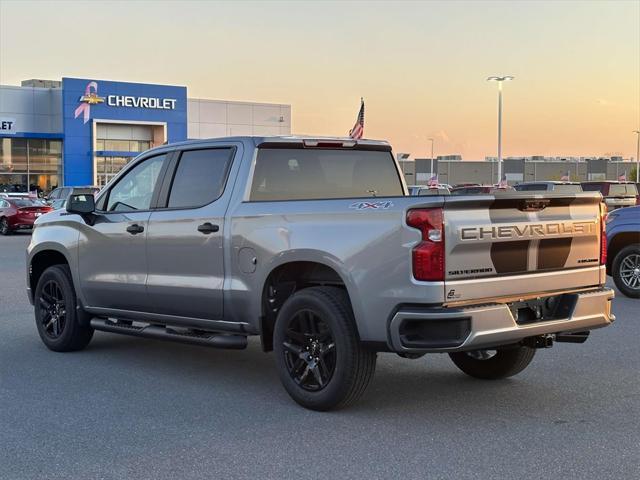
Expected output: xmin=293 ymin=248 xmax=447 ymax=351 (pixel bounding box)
xmin=74 ymin=81 xmax=105 ymax=124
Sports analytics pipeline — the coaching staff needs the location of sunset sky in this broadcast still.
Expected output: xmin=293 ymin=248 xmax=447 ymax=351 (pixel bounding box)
xmin=1 ymin=0 xmax=638 ymax=160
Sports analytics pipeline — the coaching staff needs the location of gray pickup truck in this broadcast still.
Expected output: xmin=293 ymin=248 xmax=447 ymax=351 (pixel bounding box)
xmin=27 ymin=136 xmax=614 ymax=410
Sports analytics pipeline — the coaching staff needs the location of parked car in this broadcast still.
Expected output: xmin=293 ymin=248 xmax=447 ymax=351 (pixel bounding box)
xmin=514 ymin=181 xmax=583 ymax=193
xmin=581 ymin=181 xmax=638 ymax=210
xmin=27 ymin=136 xmax=613 ymax=410
xmin=46 ymin=186 xmax=99 ymax=205
xmin=606 ymin=205 xmax=640 ymax=298
xmin=407 ymin=185 xmax=450 ymax=196
xmin=46 ymin=186 xmax=100 ymax=210
xmin=450 ymin=185 xmax=505 ymax=195
xmin=0 ymin=197 xmax=53 ymax=235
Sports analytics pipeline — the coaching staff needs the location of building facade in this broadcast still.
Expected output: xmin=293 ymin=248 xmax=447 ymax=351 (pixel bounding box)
xmin=405 ymin=157 xmax=637 ymax=186
xmin=0 ymin=77 xmax=291 ymax=192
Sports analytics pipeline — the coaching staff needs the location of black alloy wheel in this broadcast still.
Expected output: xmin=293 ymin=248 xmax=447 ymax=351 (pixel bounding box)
xmin=0 ymin=218 xmax=10 ymax=235
xmin=34 ymin=265 xmax=93 ymax=352
xmin=273 ymin=286 xmax=377 ymax=411
xmin=282 ymin=309 xmax=336 ymax=391
xmin=38 ymin=279 xmax=67 ymax=339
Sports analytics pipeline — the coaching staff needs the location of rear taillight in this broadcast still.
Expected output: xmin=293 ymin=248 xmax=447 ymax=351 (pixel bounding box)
xmin=599 ymin=202 xmax=607 ymax=265
xmin=406 ymin=208 xmax=444 ymax=281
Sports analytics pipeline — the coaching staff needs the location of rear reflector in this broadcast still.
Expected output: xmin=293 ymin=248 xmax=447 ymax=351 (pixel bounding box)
xmin=407 ymin=208 xmax=444 ymax=281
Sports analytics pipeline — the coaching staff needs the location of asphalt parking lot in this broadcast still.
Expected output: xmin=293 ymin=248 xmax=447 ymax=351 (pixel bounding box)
xmin=1 ymin=232 xmax=639 ymax=479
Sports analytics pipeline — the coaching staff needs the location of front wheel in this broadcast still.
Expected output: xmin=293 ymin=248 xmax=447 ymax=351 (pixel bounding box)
xmin=612 ymin=244 xmax=640 ymax=298
xmin=34 ymin=265 xmax=94 ymax=352
xmin=273 ymin=286 xmax=376 ymax=411
xmin=449 ymin=345 xmax=535 ymax=380
xmin=0 ymin=217 xmax=11 ymax=235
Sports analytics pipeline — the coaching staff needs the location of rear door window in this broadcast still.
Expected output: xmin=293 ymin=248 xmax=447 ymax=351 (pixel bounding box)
xmin=167 ymin=148 xmax=233 ymax=208
xmin=250 ymin=148 xmax=403 ymax=201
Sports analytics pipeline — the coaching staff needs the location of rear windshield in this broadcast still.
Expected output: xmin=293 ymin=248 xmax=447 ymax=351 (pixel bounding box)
xmin=554 ymin=184 xmax=583 ymax=193
xmin=249 ymin=148 xmax=404 ymax=201
xmin=451 ymin=187 xmax=489 ymax=195
xmin=12 ymin=199 xmax=42 ymax=207
xmin=581 ymin=184 xmax=605 ymax=193
xmin=515 ymin=184 xmax=546 ymax=191
xmin=609 ymin=184 xmax=638 ymax=196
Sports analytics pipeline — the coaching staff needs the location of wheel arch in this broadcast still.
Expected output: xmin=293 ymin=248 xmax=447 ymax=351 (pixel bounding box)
xmin=259 ymin=259 xmax=360 ymax=352
xmin=28 ymin=247 xmax=72 ymax=303
xmin=607 ymin=231 xmax=640 ymax=274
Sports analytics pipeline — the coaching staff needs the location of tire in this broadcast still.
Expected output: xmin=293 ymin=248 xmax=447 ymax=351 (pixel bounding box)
xmin=273 ymin=286 xmax=377 ymax=411
xmin=34 ymin=264 xmax=94 ymax=352
xmin=449 ymin=345 xmax=535 ymax=380
xmin=612 ymin=244 xmax=640 ymax=299
xmin=0 ymin=217 xmax=11 ymax=236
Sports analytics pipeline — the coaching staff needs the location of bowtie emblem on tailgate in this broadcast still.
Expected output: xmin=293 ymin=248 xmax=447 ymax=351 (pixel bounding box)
xmin=519 ymin=199 xmax=550 ymax=212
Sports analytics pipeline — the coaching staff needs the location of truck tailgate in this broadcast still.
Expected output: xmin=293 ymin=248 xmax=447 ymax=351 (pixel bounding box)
xmin=443 ymin=193 xmax=604 ymax=303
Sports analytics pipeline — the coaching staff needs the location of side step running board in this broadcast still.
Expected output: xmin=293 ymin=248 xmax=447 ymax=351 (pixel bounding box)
xmin=90 ymin=319 xmax=248 ymax=350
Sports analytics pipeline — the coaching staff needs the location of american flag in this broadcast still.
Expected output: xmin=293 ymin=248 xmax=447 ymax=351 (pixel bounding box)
xmin=560 ymin=170 xmax=570 ymax=181
xmin=427 ymin=174 xmax=439 ymax=188
xmin=497 ymin=174 xmax=508 ymax=189
xmin=28 ymin=190 xmax=38 ymax=199
xmin=349 ymin=98 xmax=365 ymax=139
xmin=618 ymin=171 xmax=627 ymax=181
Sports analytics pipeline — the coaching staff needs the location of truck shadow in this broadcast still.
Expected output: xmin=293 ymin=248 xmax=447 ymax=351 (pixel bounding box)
xmin=84 ymin=333 xmax=585 ymax=421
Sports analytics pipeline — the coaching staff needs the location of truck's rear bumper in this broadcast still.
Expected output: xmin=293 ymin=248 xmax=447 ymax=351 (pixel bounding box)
xmin=388 ymin=287 xmax=615 ymax=353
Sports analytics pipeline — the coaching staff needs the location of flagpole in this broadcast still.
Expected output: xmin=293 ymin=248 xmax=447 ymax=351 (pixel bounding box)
xmin=634 ymin=130 xmax=640 ymax=183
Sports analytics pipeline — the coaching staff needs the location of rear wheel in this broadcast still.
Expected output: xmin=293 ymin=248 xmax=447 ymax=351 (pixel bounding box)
xmin=34 ymin=265 xmax=93 ymax=352
xmin=0 ymin=217 xmax=11 ymax=235
xmin=449 ymin=345 xmax=535 ymax=379
xmin=273 ymin=286 xmax=376 ymax=411
xmin=612 ymin=244 xmax=640 ymax=298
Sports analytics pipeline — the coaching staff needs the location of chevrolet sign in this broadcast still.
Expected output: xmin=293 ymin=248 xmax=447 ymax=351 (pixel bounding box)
xmin=460 ymin=221 xmax=596 ymax=241
xmin=107 ymin=95 xmax=177 ymax=110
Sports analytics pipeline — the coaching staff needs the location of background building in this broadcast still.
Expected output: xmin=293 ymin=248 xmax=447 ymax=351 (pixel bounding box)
xmin=0 ymin=77 xmax=291 ymax=191
xmin=405 ymin=156 xmax=636 ymax=185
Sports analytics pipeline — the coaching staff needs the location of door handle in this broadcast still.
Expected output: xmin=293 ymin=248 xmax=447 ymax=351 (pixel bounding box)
xmin=197 ymin=222 xmax=219 ymax=234
xmin=126 ymin=224 xmax=144 ymax=235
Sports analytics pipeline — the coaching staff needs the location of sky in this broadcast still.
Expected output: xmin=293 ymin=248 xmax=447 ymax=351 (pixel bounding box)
xmin=0 ymin=0 xmax=638 ymax=160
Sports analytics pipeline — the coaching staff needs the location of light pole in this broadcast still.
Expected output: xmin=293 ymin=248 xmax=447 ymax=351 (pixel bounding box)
xmin=428 ymin=137 xmax=435 ymax=177
xmin=487 ymin=75 xmax=514 ymax=184
xmin=634 ymin=130 xmax=640 ymax=182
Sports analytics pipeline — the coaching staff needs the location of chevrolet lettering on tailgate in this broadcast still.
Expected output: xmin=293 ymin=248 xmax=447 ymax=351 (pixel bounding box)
xmin=460 ymin=220 xmax=596 ymax=241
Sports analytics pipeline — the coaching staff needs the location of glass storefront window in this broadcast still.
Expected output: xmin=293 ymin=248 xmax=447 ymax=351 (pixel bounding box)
xmin=95 ymin=156 xmax=134 ymax=188
xmin=0 ymin=138 xmax=61 ymax=194
xmin=95 ymin=139 xmax=152 ymax=152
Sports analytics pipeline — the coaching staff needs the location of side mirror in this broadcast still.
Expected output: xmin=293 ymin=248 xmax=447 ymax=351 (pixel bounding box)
xmin=66 ymin=194 xmax=95 ymax=214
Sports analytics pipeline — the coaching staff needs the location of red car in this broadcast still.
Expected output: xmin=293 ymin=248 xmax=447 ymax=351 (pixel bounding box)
xmin=0 ymin=198 xmax=53 ymax=235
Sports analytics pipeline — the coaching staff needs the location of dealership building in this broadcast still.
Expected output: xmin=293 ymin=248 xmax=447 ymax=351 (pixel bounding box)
xmin=0 ymin=77 xmax=291 ymax=191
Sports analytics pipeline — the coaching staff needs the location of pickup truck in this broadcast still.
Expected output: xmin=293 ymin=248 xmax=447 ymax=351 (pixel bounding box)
xmin=606 ymin=205 xmax=640 ymax=298
xmin=27 ymin=136 xmax=615 ymax=411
